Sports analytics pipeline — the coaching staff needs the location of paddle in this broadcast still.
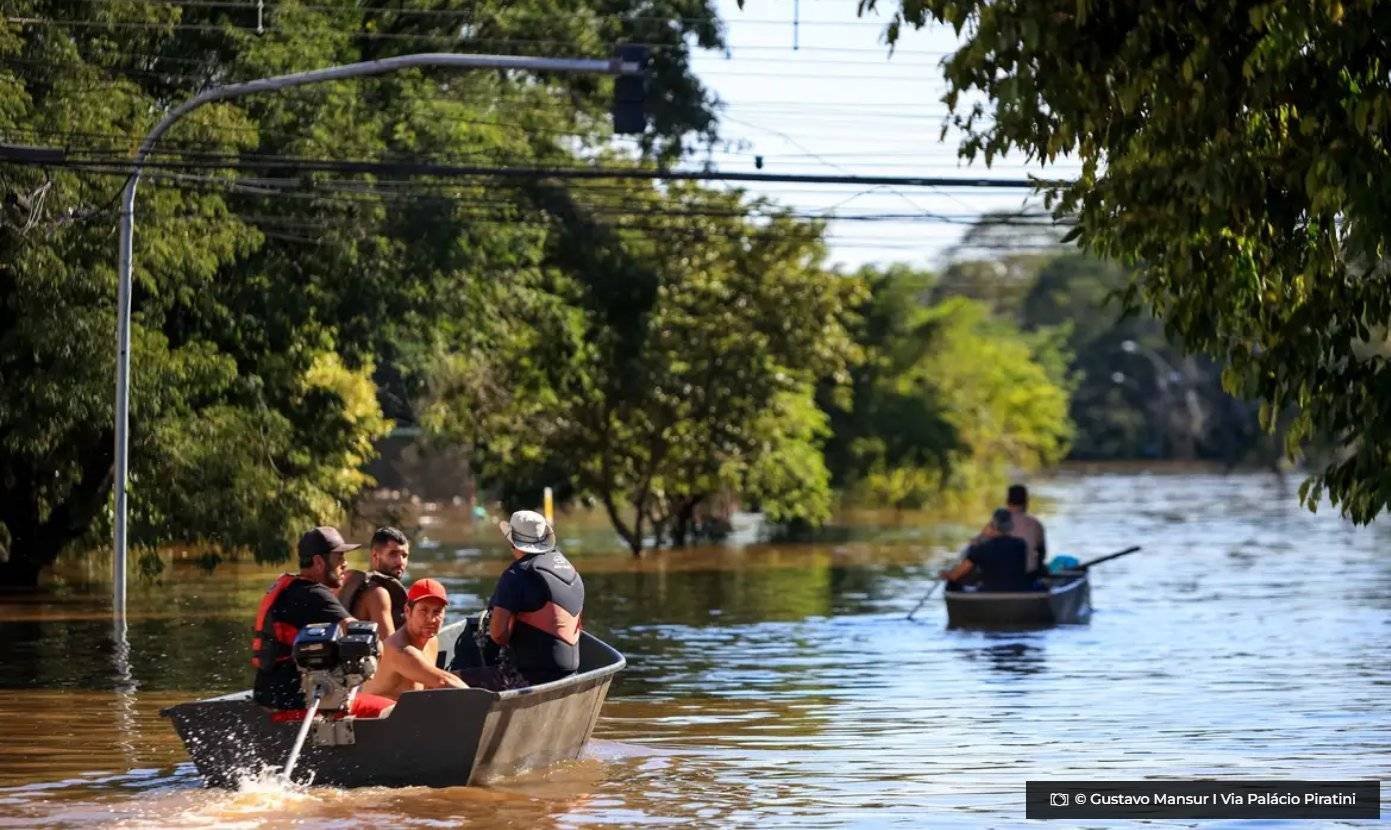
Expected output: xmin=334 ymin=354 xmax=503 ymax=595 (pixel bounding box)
xmin=1072 ymin=545 xmax=1142 ymax=571
xmin=911 ymin=545 xmax=1143 ymax=618
xmin=905 ymin=579 xmax=945 ymax=621
xmin=906 ymin=544 xmax=970 ymax=620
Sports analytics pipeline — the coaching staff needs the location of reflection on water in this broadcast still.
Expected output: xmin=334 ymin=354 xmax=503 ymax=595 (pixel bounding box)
xmin=0 ymin=471 xmax=1389 ymax=827
xmin=956 ymin=640 xmax=1048 ymax=677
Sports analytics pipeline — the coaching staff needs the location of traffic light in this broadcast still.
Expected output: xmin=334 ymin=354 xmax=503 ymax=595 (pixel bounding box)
xmin=612 ymin=44 xmax=649 ymax=135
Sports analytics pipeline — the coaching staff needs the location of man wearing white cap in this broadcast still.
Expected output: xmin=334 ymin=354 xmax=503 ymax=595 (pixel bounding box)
xmin=488 ymin=510 xmax=585 ymax=685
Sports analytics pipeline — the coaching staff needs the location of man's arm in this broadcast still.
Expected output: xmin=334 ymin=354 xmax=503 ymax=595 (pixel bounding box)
xmin=489 ymin=607 xmax=514 ymax=646
xmin=1036 ymin=521 xmax=1047 ymax=559
xmin=358 ymin=586 xmax=396 ymax=637
xmin=488 ymin=570 xmax=520 ymax=646
xmin=384 ymin=640 xmax=467 ymax=689
xmin=940 ymin=560 xmax=975 ymax=582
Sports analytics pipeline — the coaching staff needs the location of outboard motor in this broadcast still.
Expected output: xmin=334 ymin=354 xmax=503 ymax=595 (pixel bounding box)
xmin=282 ymin=621 xmax=380 ymax=781
xmin=291 ymin=621 xmax=381 ymax=711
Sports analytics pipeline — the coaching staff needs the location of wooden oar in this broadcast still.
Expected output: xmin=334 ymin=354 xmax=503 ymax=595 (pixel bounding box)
xmin=906 ymin=544 xmax=970 ymax=620
xmin=1073 ymin=545 xmax=1142 ymax=570
xmin=905 ymin=579 xmax=945 ymax=621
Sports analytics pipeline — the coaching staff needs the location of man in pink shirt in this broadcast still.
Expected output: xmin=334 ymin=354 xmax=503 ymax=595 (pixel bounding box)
xmin=1005 ymin=484 xmax=1047 ymax=576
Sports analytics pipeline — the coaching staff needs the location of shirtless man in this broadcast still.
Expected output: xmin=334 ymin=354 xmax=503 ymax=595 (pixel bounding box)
xmin=359 ymin=578 xmax=467 ymax=702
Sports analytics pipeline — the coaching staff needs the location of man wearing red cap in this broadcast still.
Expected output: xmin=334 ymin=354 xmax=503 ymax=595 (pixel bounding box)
xmin=359 ymin=577 xmax=468 ymax=701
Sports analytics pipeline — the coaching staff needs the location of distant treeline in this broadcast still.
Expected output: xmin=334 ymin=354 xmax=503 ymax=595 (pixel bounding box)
xmin=926 ymin=251 xmax=1283 ymax=467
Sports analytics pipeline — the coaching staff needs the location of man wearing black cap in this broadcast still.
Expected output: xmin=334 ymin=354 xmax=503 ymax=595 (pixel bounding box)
xmin=939 ymin=508 xmax=1036 ymax=592
xmin=250 ymin=526 xmax=394 ymax=717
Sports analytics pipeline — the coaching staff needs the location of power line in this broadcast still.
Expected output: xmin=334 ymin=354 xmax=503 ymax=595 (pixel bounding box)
xmin=43 ymin=152 xmax=1051 ymax=188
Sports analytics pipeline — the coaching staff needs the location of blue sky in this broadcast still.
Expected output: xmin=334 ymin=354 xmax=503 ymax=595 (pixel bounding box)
xmin=684 ymin=0 xmax=1083 ymax=270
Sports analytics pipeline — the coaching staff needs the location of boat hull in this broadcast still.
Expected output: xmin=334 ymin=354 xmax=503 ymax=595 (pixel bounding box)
xmin=944 ymin=574 xmax=1091 ymax=628
xmin=162 ymin=626 xmax=624 ymax=788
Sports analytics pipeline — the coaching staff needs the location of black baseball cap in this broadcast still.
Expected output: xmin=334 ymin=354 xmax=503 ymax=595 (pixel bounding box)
xmin=297 ymin=526 xmax=361 ymax=566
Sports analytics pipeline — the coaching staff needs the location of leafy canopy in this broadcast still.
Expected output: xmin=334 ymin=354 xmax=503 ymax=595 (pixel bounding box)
xmin=824 ymin=265 xmax=1072 ymax=512
xmin=0 ymin=0 xmax=724 ymax=583
xmin=867 ymin=0 xmax=1391 ymax=521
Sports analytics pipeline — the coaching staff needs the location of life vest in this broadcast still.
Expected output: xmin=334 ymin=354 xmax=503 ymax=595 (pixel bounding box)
xmin=250 ymin=573 xmax=299 ymax=670
xmin=338 ymin=569 xmax=408 ymax=630
xmin=514 ymin=551 xmax=583 ymax=645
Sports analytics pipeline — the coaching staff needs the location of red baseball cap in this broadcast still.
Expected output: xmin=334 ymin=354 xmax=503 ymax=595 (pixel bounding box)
xmin=406 ymin=578 xmax=448 ymax=606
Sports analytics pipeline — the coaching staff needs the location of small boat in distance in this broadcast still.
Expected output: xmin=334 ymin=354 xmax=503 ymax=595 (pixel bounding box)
xmin=161 ymin=623 xmax=625 ymax=788
xmin=944 ymin=572 xmax=1092 ymax=628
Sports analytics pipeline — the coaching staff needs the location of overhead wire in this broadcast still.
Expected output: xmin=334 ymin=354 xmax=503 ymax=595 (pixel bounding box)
xmin=0 ymin=11 xmax=1057 ymax=258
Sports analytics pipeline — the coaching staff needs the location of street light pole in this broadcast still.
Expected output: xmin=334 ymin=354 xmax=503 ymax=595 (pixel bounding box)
xmin=113 ymin=51 xmax=642 ymax=619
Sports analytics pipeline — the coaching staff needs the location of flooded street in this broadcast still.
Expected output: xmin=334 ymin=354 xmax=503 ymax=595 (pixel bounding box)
xmin=0 ymin=471 xmax=1388 ymax=827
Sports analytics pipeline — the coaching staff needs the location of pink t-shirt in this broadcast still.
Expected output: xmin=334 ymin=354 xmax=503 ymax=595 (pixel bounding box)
xmin=1011 ymin=512 xmax=1046 ymax=573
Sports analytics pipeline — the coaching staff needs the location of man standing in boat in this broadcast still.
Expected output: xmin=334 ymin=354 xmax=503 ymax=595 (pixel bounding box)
xmin=359 ymin=578 xmax=469 ymax=701
xmin=1005 ymin=484 xmax=1048 ymax=576
xmin=338 ymin=526 xmax=411 ymax=636
xmin=251 ymin=526 xmax=395 ymax=717
xmin=940 ymin=508 xmax=1035 ymax=592
xmin=488 ymin=510 xmax=585 ymax=686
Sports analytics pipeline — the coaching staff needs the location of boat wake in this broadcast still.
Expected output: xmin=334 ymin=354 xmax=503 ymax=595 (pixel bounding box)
xmin=140 ymin=767 xmax=340 ymax=827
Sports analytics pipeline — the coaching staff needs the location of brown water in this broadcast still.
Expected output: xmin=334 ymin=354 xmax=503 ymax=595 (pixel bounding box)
xmin=0 ymin=471 xmax=1388 ymax=827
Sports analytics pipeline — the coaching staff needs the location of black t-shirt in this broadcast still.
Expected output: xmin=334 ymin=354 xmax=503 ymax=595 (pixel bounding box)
xmin=966 ymin=536 xmax=1034 ymax=592
xmin=252 ymin=578 xmax=351 ymax=709
xmin=489 ymin=552 xmax=584 ymax=676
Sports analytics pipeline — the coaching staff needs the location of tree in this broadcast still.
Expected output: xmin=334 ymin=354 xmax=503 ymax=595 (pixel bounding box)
xmin=823 ymin=265 xmax=1072 ymax=513
xmin=867 ymin=0 xmax=1391 ymax=521
xmin=1019 ymin=253 xmax=1266 ymax=463
xmin=424 ymin=183 xmax=863 ymax=554
xmin=0 ymin=0 xmax=725 ymax=585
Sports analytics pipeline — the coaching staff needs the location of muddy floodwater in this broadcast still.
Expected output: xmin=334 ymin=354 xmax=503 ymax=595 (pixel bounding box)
xmin=0 ymin=470 xmax=1387 ymax=827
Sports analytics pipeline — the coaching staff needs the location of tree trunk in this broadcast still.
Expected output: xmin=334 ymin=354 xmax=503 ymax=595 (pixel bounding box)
xmin=646 ymin=503 xmax=670 ymax=547
xmin=0 ymin=437 xmax=113 ymax=589
xmin=671 ymin=497 xmax=700 ymax=546
xmin=599 ymin=492 xmax=644 ymax=556
xmin=0 ymin=557 xmax=43 ymax=589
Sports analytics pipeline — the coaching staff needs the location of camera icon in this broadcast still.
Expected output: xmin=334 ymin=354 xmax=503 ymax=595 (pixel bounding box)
xmin=1050 ymin=793 xmax=1070 ymax=808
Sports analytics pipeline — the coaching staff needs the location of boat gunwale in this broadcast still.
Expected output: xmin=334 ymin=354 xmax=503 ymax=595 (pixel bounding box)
xmin=943 ymin=574 xmax=1088 ymax=603
xmin=160 ymin=625 xmax=625 ymax=714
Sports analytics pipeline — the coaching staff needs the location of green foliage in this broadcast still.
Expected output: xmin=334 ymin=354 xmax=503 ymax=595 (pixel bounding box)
xmin=0 ymin=0 xmax=724 ymax=584
xmin=825 ymin=265 xmax=1072 ymax=512
xmin=935 ymin=249 xmax=1271 ymax=463
xmin=869 ymin=0 xmax=1391 ymax=521
xmin=425 ymin=184 xmax=863 ymax=553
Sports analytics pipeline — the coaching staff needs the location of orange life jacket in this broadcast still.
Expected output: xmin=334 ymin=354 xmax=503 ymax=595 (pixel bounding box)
xmin=250 ymin=573 xmax=300 ymax=670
